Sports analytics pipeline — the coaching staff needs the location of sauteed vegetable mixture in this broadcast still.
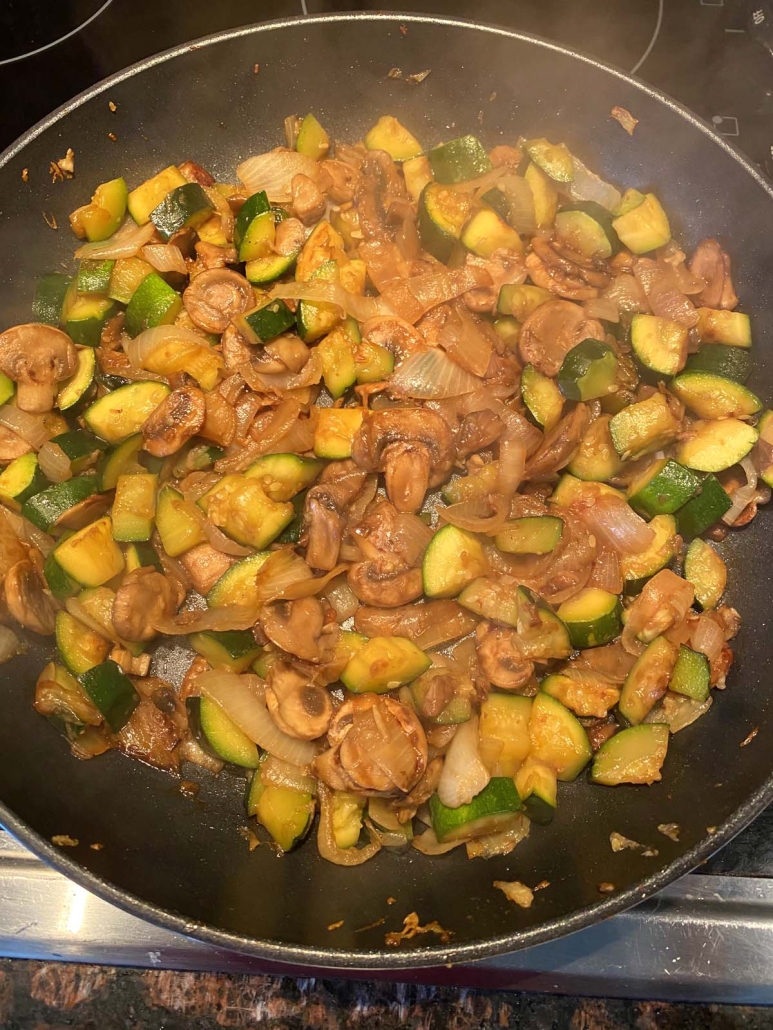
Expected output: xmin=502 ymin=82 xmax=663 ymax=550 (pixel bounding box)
xmin=0 ymin=113 xmax=768 ymax=863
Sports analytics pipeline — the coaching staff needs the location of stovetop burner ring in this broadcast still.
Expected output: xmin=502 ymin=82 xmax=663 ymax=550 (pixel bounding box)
xmin=0 ymin=0 xmax=114 ymax=67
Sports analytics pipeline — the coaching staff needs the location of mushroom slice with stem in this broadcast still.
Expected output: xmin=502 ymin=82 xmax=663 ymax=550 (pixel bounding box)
xmin=347 ymin=556 xmax=423 ymax=608
xmin=5 ymin=559 xmax=57 ymax=635
xmin=351 ymin=408 xmax=455 ymax=513
xmin=265 ymin=660 xmax=333 ymax=740
xmin=0 ymin=324 xmax=78 ymax=413
xmin=314 ymin=694 xmax=428 ymax=796
xmin=142 ymin=383 xmax=206 ymax=457
xmin=304 ymin=462 xmax=368 ymax=571
xmin=115 ymin=568 xmax=185 ymax=643
xmin=259 ymin=597 xmax=328 ymax=662
xmin=182 ymin=269 xmax=255 ymax=334
xmin=475 ymin=620 xmax=535 ymax=690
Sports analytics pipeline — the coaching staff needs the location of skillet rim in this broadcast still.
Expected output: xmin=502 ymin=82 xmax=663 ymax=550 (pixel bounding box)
xmin=1 ymin=11 xmax=772 ymax=971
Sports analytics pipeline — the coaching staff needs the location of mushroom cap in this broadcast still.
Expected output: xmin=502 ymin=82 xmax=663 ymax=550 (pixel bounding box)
xmin=182 ymin=269 xmax=254 ymax=334
xmin=351 ymin=408 xmax=454 ymax=475
xmin=0 ymin=324 xmax=78 ymax=385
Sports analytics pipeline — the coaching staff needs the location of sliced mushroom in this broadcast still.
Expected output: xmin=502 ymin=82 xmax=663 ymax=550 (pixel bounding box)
xmin=179 ymin=543 xmax=235 ymax=596
xmin=5 ymin=559 xmax=57 ymax=634
xmin=113 ymin=567 xmax=185 ymax=642
xmin=183 ymin=269 xmax=254 ymax=334
xmin=519 ymin=300 xmax=604 ymax=377
xmin=457 ymin=410 xmax=503 ymax=459
xmin=265 ymin=660 xmax=333 ymax=740
xmin=0 ymin=509 xmax=29 ymax=578
xmin=688 ymin=238 xmax=738 ymax=310
xmin=291 ymin=173 xmax=326 ymax=224
xmin=0 ymin=324 xmax=78 ymax=413
xmin=304 ymin=462 xmax=368 ymax=570
xmin=200 ymin=389 xmax=237 ymax=447
xmin=192 ymin=240 xmax=238 ymax=273
xmin=475 ymin=621 xmax=534 ymax=690
xmin=142 ymin=383 xmax=206 ymax=457
xmin=525 ymin=404 xmax=590 ymax=481
xmin=319 ymin=159 xmax=361 ymax=203
xmin=0 ymin=426 xmax=32 ymax=463
xmin=351 ymin=408 xmax=455 ymax=513
xmin=274 ymin=217 xmax=306 ymax=257
xmin=313 ymin=694 xmax=427 ymax=796
xmin=118 ymin=697 xmax=180 ymax=771
xmin=347 ymin=557 xmax=424 ymax=608
xmin=360 ymin=316 xmax=426 ymax=358
xmin=259 ymin=597 xmax=326 ymax=661
xmin=178 ymin=159 xmax=216 ymax=187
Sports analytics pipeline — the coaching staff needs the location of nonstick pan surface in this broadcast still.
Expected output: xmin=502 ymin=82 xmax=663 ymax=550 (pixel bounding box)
xmin=1 ymin=14 xmax=772 ymax=970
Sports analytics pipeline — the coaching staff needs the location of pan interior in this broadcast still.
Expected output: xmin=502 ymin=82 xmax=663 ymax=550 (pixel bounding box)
xmin=1 ymin=15 xmax=772 ymax=968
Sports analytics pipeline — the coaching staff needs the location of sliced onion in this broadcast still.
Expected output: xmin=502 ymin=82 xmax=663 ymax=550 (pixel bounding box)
xmin=215 ymin=398 xmax=303 ymax=473
xmin=141 ymin=243 xmax=187 ymax=274
xmin=3 ymin=509 xmax=55 ymax=555
xmin=65 ymin=597 xmax=117 ymax=643
xmin=37 ymin=440 xmax=71 ymax=482
xmin=438 ymin=306 xmax=493 ymax=378
xmin=366 ymin=819 xmax=410 ymax=849
xmin=237 ymin=149 xmax=319 ymax=202
xmin=589 ymin=547 xmax=623 ymax=594
xmin=497 ymin=175 xmax=536 ymax=234
xmin=317 ymin=782 xmax=380 ymax=866
xmin=467 ymin=818 xmax=530 ymax=859
xmin=203 ymin=186 xmax=235 ymax=243
xmin=575 ymin=494 xmax=654 ymax=554
xmin=437 ymin=716 xmax=490 ymax=809
xmin=439 ymin=494 xmax=509 ymax=535
xmin=389 ymin=348 xmax=482 ymax=399
xmin=153 ymin=605 xmax=260 ymax=634
xmin=252 ymin=549 xmax=314 ymax=605
xmin=584 ymin=296 xmax=620 ymax=323
xmin=359 ymin=239 xmax=411 ymax=293
xmin=634 ymin=259 xmax=698 ymax=327
xmin=177 ymin=737 xmax=224 ymax=774
xmin=0 ymin=405 xmax=51 ymax=449
xmin=261 ymin=754 xmax=316 ymax=793
xmin=271 ymin=280 xmax=395 ymax=322
xmin=198 ymin=670 xmax=318 ymax=765
xmin=0 ymin=625 xmax=22 ymax=664
xmin=602 ymin=273 xmax=650 ymax=314
xmin=382 ymin=266 xmax=491 ymax=324
xmin=323 ymin=576 xmax=360 ymax=622
xmin=722 ymin=456 xmax=758 ymax=525
xmin=645 ymin=693 xmax=712 ymax=734
xmin=660 ymin=241 xmax=706 ymax=295
xmin=497 ymin=436 xmax=527 ymax=503
xmin=563 ymin=156 xmax=622 ymax=211
xmin=690 ymin=614 xmax=725 ymax=662
xmin=268 ymin=410 xmax=319 ymax=455
xmin=125 ymin=324 xmax=208 ymax=368
xmin=391 ymin=513 xmax=434 ymax=565
xmin=412 ymin=826 xmax=465 ymax=856
xmin=280 ymin=563 xmax=350 ymax=601
xmin=75 ymin=219 xmax=156 ymax=260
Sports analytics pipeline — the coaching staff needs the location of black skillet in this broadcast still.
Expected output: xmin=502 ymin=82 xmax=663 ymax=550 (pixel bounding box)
xmin=1 ymin=13 xmax=772 ymax=972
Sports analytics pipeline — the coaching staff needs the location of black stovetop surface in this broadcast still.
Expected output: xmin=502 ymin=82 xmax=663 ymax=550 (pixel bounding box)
xmin=1 ymin=0 xmax=772 ymax=881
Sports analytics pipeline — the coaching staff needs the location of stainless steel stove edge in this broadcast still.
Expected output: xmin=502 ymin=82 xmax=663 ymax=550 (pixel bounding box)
xmin=1 ymin=830 xmax=771 ymax=1003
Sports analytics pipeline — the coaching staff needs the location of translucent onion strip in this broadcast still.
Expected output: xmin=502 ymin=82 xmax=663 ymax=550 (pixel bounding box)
xmin=0 ymin=406 xmax=50 ymax=449
xmin=237 ymin=149 xmax=320 ymax=202
xmin=75 ymin=219 xmax=156 ymax=260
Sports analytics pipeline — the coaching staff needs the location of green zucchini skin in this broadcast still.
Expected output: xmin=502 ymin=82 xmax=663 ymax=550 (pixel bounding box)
xmin=427 ymin=135 xmax=492 ymax=184
xmin=79 ymin=660 xmax=140 ymax=732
